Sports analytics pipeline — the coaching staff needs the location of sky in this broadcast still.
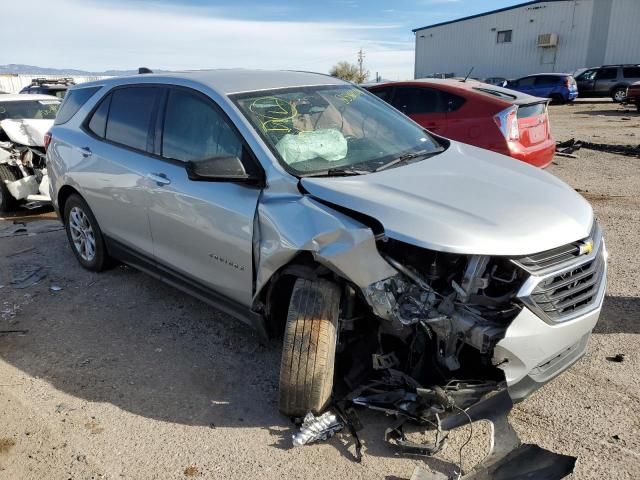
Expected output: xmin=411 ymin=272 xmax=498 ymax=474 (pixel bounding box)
xmin=2 ymin=0 xmax=525 ymax=80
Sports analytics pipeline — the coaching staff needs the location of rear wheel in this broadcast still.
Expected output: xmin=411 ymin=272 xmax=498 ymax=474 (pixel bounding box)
xmin=0 ymin=164 xmax=20 ymax=213
xmin=63 ymin=194 xmax=110 ymax=271
xmin=612 ymin=87 xmax=627 ymax=103
xmin=279 ymin=278 xmax=341 ymax=417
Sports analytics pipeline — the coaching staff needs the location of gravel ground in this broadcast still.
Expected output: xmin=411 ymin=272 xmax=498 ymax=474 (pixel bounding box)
xmin=0 ymin=99 xmax=638 ymax=479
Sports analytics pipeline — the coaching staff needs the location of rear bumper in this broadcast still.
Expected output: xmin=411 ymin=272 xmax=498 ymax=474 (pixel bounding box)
xmin=508 ymin=138 xmax=556 ymax=168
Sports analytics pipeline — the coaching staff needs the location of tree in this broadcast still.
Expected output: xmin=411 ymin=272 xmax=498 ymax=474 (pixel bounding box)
xmin=329 ymin=61 xmax=369 ymax=84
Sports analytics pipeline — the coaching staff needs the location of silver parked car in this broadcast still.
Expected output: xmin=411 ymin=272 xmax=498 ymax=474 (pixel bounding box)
xmin=47 ymin=70 xmax=607 ymax=417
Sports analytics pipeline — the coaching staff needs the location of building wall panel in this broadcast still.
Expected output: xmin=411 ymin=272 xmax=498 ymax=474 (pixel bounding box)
xmin=414 ymin=0 xmax=595 ymax=79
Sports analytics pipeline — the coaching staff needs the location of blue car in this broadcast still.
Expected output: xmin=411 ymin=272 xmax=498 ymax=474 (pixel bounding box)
xmin=505 ymin=73 xmax=578 ymax=103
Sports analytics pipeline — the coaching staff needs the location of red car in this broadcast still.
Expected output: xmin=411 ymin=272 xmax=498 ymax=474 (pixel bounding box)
xmin=366 ymin=79 xmax=556 ymax=168
xmin=624 ymin=81 xmax=640 ymax=111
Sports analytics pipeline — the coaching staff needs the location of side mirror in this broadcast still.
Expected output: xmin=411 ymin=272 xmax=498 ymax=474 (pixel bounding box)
xmin=185 ymin=156 xmax=263 ymax=185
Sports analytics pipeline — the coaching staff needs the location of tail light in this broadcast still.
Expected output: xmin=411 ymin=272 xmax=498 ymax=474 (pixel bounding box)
xmin=565 ymin=78 xmax=571 ymax=88
xmin=43 ymin=132 xmax=52 ymax=152
xmin=494 ymin=106 xmax=520 ymax=141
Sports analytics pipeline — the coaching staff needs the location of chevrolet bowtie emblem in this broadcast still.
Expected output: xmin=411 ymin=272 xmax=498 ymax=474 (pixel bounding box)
xmin=579 ymin=240 xmax=594 ymax=255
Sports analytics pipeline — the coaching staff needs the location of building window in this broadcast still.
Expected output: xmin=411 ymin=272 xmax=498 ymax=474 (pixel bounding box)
xmin=497 ymin=30 xmax=512 ymax=43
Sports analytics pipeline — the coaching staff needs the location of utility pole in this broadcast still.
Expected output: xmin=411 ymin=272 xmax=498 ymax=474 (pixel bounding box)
xmin=357 ymin=48 xmax=365 ymax=78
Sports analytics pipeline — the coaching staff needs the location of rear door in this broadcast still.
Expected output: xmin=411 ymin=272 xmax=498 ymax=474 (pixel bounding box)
xmin=534 ymin=76 xmax=559 ymax=98
xmin=80 ymin=85 xmax=162 ymax=255
xmin=594 ymin=68 xmax=618 ymax=95
xmin=390 ymin=86 xmax=448 ymax=134
xmin=146 ymin=87 xmax=262 ymax=306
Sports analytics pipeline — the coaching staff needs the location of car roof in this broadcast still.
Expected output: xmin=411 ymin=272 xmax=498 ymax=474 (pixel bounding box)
xmin=0 ymin=93 xmax=61 ymax=102
xmin=367 ymin=79 xmax=544 ymax=105
xmin=517 ymin=73 xmax=571 ymax=78
xmin=76 ymin=69 xmax=347 ymax=95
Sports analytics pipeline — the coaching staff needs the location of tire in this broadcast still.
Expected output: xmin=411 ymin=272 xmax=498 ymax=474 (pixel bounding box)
xmin=0 ymin=164 xmax=20 ymax=213
xmin=279 ymin=278 xmax=341 ymax=417
xmin=612 ymin=87 xmax=627 ymax=103
xmin=63 ymin=194 xmax=110 ymax=271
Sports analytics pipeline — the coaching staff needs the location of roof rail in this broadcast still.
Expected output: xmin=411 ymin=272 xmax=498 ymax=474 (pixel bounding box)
xmin=30 ymin=77 xmax=76 ymax=86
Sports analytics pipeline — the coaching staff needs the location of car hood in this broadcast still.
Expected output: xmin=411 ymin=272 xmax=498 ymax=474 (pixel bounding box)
xmin=301 ymin=141 xmax=593 ymax=256
xmin=0 ymin=119 xmax=53 ymax=147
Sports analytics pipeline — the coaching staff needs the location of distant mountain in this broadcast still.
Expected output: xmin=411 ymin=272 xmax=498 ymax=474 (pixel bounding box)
xmin=0 ymin=64 xmax=165 ymax=76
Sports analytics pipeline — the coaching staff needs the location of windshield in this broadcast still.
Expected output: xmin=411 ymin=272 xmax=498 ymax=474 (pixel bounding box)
xmin=232 ymin=85 xmax=442 ymax=176
xmin=0 ymin=99 xmax=60 ymax=120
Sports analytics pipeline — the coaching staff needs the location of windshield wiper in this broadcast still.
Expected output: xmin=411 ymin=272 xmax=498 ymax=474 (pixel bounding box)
xmin=374 ymin=148 xmax=443 ymax=173
xmin=302 ymin=167 xmax=371 ymax=177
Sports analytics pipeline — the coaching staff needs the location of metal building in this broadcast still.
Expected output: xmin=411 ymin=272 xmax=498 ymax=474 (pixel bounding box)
xmin=413 ymin=0 xmax=640 ymax=79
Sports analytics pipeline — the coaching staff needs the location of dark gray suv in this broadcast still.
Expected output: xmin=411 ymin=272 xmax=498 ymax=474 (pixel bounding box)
xmin=575 ymin=64 xmax=640 ymax=102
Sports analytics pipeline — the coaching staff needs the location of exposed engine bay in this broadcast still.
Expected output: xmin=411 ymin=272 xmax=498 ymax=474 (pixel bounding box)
xmin=337 ymin=238 xmax=525 ymax=399
xmin=0 ymin=96 xmax=59 ymax=210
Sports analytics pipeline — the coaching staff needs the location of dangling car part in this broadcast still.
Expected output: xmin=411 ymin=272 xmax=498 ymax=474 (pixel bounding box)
xmin=0 ymin=94 xmax=60 ymax=212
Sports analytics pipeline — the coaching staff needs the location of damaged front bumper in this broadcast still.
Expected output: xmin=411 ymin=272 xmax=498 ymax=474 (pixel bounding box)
xmin=496 ymin=301 xmax=603 ymax=402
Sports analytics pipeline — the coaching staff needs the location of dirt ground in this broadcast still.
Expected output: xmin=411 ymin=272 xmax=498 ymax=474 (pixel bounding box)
xmin=0 ymin=99 xmax=639 ymax=479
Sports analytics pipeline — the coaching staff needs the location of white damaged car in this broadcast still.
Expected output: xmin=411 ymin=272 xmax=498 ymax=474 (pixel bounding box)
xmin=0 ymin=93 xmax=60 ymax=211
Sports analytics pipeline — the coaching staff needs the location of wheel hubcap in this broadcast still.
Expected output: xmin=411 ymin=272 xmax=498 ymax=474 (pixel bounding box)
xmin=615 ymin=90 xmax=625 ymax=101
xmin=69 ymin=206 xmax=96 ymax=261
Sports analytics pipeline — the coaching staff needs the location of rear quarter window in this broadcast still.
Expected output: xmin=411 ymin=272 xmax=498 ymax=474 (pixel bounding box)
xmin=623 ymin=67 xmax=640 ymax=78
xmin=54 ymin=86 xmax=101 ymax=125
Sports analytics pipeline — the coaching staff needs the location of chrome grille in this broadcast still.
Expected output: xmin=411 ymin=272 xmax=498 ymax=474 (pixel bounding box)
xmin=513 ymin=222 xmax=597 ymax=273
xmin=516 ymin=223 xmax=606 ymax=323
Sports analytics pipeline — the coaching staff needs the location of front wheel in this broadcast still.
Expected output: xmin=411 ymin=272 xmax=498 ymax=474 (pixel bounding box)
xmin=612 ymin=87 xmax=627 ymax=103
xmin=63 ymin=194 xmax=110 ymax=271
xmin=278 ymin=278 xmax=341 ymax=417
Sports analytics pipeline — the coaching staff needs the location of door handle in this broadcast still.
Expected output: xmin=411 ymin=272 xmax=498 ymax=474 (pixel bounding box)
xmin=147 ymin=172 xmax=171 ymax=186
xmin=79 ymin=147 xmax=92 ymax=158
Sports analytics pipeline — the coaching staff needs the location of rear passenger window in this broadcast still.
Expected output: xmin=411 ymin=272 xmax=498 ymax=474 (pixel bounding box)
xmin=392 ymin=87 xmax=445 ymax=115
xmin=535 ymin=76 xmax=558 ymax=86
xmin=370 ymin=87 xmax=392 ymax=101
xmin=161 ymin=89 xmax=242 ymax=162
xmin=54 ymin=86 xmax=101 ymax=125
xmin=596 ymin=68 xmax=617 ymax=80
xmin=623 ymin=67 xmax=640 ymax=78
xmin=441 ymin=92 xmax=465 ymax=111
xmin=105 ymin=87 xmax=159 ymax=152
xmin=88 ymin=93 xmax=111 ymax=138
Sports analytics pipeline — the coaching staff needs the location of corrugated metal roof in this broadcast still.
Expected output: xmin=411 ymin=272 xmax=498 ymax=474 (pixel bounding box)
xmin=412 ymin=0 xmax=572 ymax=32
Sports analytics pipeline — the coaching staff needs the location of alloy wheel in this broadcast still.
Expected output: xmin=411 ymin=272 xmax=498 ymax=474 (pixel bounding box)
xmin=69 ymin=206 xmax=96 ymax=261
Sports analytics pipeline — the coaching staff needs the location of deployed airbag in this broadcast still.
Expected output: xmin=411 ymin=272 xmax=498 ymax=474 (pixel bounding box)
xmin=276 ymin=129 xmax=347 ymax=165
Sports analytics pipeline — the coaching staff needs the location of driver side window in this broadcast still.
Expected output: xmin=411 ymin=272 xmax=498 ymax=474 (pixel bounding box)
xmin=162 ymin=89 xmax=242 ymax=163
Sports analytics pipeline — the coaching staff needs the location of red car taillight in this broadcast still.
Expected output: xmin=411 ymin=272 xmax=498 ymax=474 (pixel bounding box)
xmin=43 ymin=132 xmax=52 ymax=152
xmin=494 ymin=106 xmax=520 ymax=141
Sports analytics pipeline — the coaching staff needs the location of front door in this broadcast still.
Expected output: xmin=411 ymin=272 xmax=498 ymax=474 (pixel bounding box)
xmin=145 ymin=87 xmax=261 ymax=306
xmin=576 ymin=69 xmax=597 ymax=95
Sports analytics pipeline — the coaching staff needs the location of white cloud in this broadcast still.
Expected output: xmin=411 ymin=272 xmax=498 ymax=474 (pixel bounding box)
xmin=1 ymin=0 xmax=415 ymax=79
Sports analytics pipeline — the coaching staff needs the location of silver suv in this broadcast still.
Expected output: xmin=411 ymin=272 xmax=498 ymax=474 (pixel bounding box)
xmin=47 ymin=70 xmax=607 ymax=416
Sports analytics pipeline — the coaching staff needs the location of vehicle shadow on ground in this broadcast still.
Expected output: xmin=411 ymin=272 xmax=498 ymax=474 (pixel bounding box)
xmin=594 ymin=295 xmax=640 ymax=334
xmin=0 ymin=229 xmax=459 ymax=476
xmin=573 ymin=109 xmax=638 ymax=117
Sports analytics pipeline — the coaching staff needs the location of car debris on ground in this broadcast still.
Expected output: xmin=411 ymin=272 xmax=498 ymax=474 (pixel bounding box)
xmin=556 ymin=138 xmax=640 ymax=157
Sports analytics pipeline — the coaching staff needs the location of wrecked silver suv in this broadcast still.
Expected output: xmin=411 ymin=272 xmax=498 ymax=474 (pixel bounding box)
xmin=47 ymin=71 xmax=606 ymax=421
xmin=0 ymin=94 xmax=60 ymax=211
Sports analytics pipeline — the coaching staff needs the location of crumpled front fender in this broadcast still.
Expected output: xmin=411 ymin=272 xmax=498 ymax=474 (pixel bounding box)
xmin=253 ymin=191 xmax=397 ymax=302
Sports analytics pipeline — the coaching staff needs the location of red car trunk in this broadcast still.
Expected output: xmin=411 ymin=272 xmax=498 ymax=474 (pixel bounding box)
xmin=366 ymin=80 xmax=556 ymax=168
